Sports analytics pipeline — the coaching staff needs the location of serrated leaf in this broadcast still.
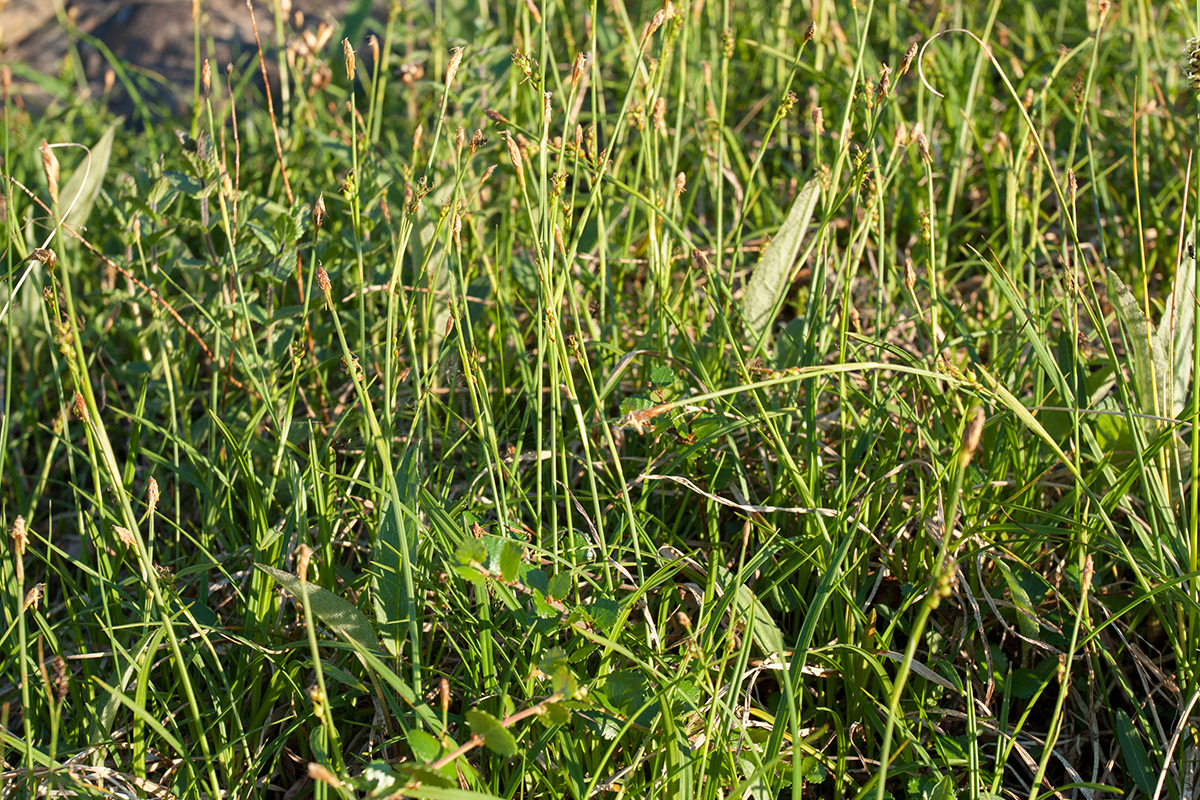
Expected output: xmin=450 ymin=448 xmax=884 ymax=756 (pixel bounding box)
xmin=547 ymin=571 xmax=572 ymax=601
xmin=60 ymin=122 xmax=117 ymax=231
xmin=649 ymin=364 xmax=675 ymax=386
xmin=499 ymin=540 xmax=522 ymax=582
xmin=541 ymin=702 xmax=570 ymax=726
xmin=741 ymin=177 xmax=820 ymax=342
xmin=522 ymin=568 xmax=548 ymax=595
xmin=586 ymin=598 xmax=620 ymax=634
xmin=466 ymin=709 xmax=518 ymax=757
xmin=456 ymin=539 xmax=488 ymax=568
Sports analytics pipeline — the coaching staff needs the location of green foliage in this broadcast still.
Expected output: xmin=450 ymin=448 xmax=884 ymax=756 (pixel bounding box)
xmin=3 ymin=0 xmax=1199 ymax=798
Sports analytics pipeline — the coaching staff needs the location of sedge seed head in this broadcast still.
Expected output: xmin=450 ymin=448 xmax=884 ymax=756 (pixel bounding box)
xmin=317 ymin=264 xmax=331 ymax=299
xmin=446 ymin=46 xmax=464 ymax=87
xmin=40 ymin=141 xmax=60 ymax=206
xmin=11 ymin=516 xmax=27 ymax=558
xmin=899 ymin=42 xmax=918 ymax=76
xmin=342 ymin=38 xmax=355 ymax=80
xmin=313 ymin=194 xmax=327 ymax=229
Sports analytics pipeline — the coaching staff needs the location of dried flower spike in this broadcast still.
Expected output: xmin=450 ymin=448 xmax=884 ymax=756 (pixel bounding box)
xmin=571 ymin=52 xmax=588 ymax=94
xmin=899 ymin=42 xmax=918 ymax=76
xmin=343 ymin=38 xmax=355 ymax=80
xmin=41 ymin=141 xmax=60 ymax=206
xmin=504 ymin=132 xmax=526 ymax=191
xmin=202 ymin=59 xmax=211 ymax=95
xmin=313 ymin=194 xmax=327 ymax=229
xmin=446 ymin=46 xmax=464 ymax=87
xmin=11 ymin=516 xmax=27 ymax=558
xmin=317 ymin=264 xmax=332 ymax=300
xmin=297 ymin=544 xmax=312 ymax=584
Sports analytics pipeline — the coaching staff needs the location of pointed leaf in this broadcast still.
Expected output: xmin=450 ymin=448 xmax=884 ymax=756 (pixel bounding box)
xmin=258 ymin=565 xmax=377 ymax=646
xmin=741 ymin=177 xmax=821 ymax=341
xmin=373 ymin=448 xmax=420 ymax=656
xmin=1157 ymin=231 xmax=1196 ymax=417
xmin=1114 ymin=709 xmax=1157 ymax=794
xmin=60 ymin=122 xmax=118 ymax=230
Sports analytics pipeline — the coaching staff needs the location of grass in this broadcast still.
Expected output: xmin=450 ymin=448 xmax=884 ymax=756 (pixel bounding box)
xmin=1 ymin=0 xmax=1199 ymax=797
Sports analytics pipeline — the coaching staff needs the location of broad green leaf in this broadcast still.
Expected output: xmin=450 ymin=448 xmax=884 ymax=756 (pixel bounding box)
xmin=499 ymin=540 xmax=522 ymax=583
xmin=257 ymin=565 xmax=376 ymax=648
xmin=995 ymin=560 xmax=1039 ymax=641
xmin=541 ymin=702 xmax=570 ymax=726
xmin=60 ymin=122 xmax=117 ymax=231
xmin=374 ymin=448 xmax=420 ymax=656
xmin=1157 ymin=230 xmax=1196 ymax=417
xmin=1107 ymin=270 xmax=1170 ymax=419
xmin=1114 ymin=709 xmax=1157 ymax=794
xmin=258 ymin=565 xmax=442 ymax=730
xmin=465 ymin=709 xmax=518 ymax=757
xmin=741 ymin=177 xmax=821 ymax=342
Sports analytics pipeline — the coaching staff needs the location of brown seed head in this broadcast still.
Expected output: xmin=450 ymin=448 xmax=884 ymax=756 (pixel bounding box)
xmin=455 ymin=126 xmax=466 ymax=157
xmin=571 ymin=52 xmax=588 ymax=94
xmin=24 ymin=584 xmax=44 ymax=612
xmin=1067 ymin=169 xmax=1077 ymax=206
xmin=297 ymin=544 xmax=312 ymax=584
xmin=803 ymin=21 xmax=816 ymax=44
xmin=367 ymin=34 xmax=380 ymax=71
xmin=643 ymin=10 xmax=666 ymax=45
xmin=40 ymin=141 xmax=60 ymax=206
xmin=674 ymin=171 xmax=686 ymax=198
xmin=877 ymin=63 xmax=892 ymax=100
xmin=504 ymin=132 xmax=526 ymax=191
xmin=485 ymin=108 xmax=509 ymax=125
xmin=522 ymin=0 xmax=542 ymax=24
xmin=202 ymin=59 xmax=211 ymax=95
xmin=652 ymin=97 xmax=666 ymax=131
xmin=148 ymin=477 xmax=160 ymax=514
xmin=1097 ymin=0 xmax=1111 ymax=21
xmin=317 ymin=264 xmax=331 ymax=299
xmin=50 ymin=655 xmax=69 ymax=702
xmin=440 ymin=677 xmax=451 ymax=714
xmin=469 ymin=129 xmax=486 ymax=158
xmin=313 ymin=193 xmax=327 ymax=229
xmin=904 ymin=257 xmax=916 ymax=291
xmin=115 ymin=526 xmax=137 ymax=549
xmin=11 ymin=516 xmax=27 ymax=558
xmin=446 ymin=46 xmax=464 ymax=87
xmin=73 ymin=391 xmax=88 ymax=423
xmin=543 ymin=91 xmax=552 ymax=123
xmin=959 ymin=406 xmax=985 ymax=469
xmin=912 ymin=124 xmax=931 ymax=163
xmin=342 ymin=38 xmax=355 ymax=80
xmin=899 ymin=42 xmax=918 ymax=76
xmin=307 ymin=764 xmax=341 ymax=787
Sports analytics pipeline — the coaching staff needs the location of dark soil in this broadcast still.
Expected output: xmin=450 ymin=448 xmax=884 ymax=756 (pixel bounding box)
xmin=1 ymin=0 xmax=353 ymax=118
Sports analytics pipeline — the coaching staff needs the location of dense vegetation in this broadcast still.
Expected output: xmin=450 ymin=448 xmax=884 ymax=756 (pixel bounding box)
xmin=2 ymin=0 xmax=1199 ymax=797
